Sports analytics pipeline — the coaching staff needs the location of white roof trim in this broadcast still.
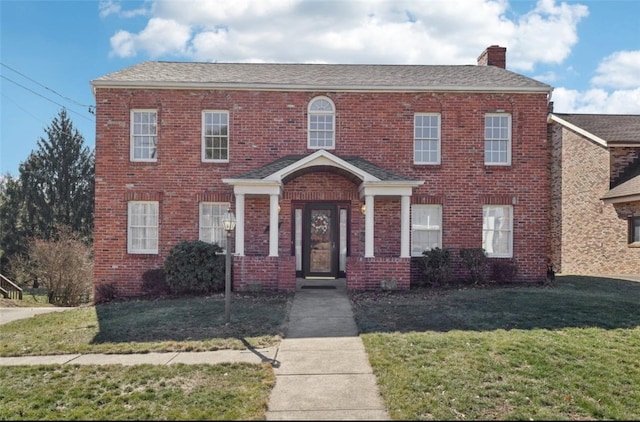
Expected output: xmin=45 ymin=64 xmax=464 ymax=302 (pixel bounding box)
xmin=220 ymin=179 xmax=282 ymax=196
xmin=359 ymin=181 xmax=425 ymax=198
xmin=265 ymin=150 xmax=380 ymax=182
xmin=91 ymin=81 xmax=552 ymax=94
xmin=549 ymin=114 xmax=608 ymax=147
xmin=602 ymin=193 xmax=640 ymax=205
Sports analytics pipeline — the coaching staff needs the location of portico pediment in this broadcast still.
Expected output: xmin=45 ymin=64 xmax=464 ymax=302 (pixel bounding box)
xmin=222 ymin=150 xmax=423 ymax=197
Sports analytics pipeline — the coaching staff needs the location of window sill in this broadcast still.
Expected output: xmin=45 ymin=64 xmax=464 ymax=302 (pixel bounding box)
xmin=628 ymin=242 xmax=640 ymax=248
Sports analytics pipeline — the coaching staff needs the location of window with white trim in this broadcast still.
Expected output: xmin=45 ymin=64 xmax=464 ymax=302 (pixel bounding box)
xmin=199 ymin=202 xmax=231 ymax=251
xmin=484 ymin=113 xmax=511 ymax=165
xmin=414 ymin=113 xmax=441 ymax=164
xmin=629 ymin=217 xmax=640 ymax=244
xmin=308 ymin=97 xmax=335 ymax=149
xmin=411 ymin=204 xmax=442 ymax=256
xmin=131 ymin=110 xmax=157 ymax=161
xmin=202 ymin=111 xmax=229 ymax=162
xmin=128 ymin=201 xmax=158 ymax=254
xmin=482 ymin=205 xmax=513 ymax=257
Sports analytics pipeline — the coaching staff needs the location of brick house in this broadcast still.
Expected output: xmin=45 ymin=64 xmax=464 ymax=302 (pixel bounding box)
xmin=91 ymin=45 xmax=553 ymax=296
xmin=549 ymin=113 xmax=640 ymax=275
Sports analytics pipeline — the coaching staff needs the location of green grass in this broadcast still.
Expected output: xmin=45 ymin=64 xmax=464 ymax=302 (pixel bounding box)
xmin=0 ymin=288 xmax=54 ymax=307
xmin=2 ymin=276 xmax=640 ymax=420
xmin=1 ymin=292 xmax=293 ymax=356
xmin=351 ymin=276 xmax=640 ymax=420
xmin=0 ymin=363 xmax=274 ymax=420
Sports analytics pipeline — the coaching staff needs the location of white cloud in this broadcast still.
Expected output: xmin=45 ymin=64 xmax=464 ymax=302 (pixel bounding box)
xmin=591 ymin=50 xmax=640 ymax=89
xmin=551 ymin=87 xmax=640 ymax=114
xmin=99 ymin=0 xmax=149 ymax=19
xmin=107 ymin=0 xmax=588 ymax=67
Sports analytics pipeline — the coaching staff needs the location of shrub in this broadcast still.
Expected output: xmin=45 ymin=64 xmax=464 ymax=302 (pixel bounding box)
xmin=141 ymin=268 xmax=170 ymax=296
xmin=491 ymin=259 xmax=519 ymax=284
xmin=459 ymin=248 xmax=487 ymax=285
xmin=163 ymin=241 xmax=225 ymax=295
xmin=95 ymin=283 xmax=118 ymax=304
xmin=416 ymin=247 xmax=452 ymax=287
xmin=11 ymin=227 xmax=93 ymax=306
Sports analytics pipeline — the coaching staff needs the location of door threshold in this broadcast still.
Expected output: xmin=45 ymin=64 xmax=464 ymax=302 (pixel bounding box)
xmin=305 ymin=276 xmax=336 ymax=280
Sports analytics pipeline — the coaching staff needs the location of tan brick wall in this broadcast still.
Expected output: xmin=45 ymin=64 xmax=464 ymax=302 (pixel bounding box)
xmin=550 ymin=125 xmax=640 ymax=274
xmin=94 ymin=88 xmax=551 ymax=295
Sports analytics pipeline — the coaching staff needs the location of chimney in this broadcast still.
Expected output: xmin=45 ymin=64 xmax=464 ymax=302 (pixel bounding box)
xmin=477 ymin=45 xmax=507 ymax=69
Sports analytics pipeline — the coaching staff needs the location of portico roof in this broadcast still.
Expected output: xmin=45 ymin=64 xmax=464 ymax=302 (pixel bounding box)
xmin=222 ymin=150 xmax=423 ymax=197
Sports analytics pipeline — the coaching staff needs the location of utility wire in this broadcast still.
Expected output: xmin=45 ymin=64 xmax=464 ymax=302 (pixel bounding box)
xmin=1 ymin=62 xmax=95 ymax=113
xmin=1 ymin=74 xmax=94 ymax=123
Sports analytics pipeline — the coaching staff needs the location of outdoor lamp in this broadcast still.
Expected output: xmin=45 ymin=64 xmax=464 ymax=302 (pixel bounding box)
xmin=222 ymin=208 xmax=236 ymax=324
xmin=222 ymin=209 xmax=236 ymax=232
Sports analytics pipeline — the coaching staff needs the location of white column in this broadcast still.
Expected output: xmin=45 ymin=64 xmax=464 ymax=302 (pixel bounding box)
xmin=365 ymin=195 xmax=374 ymax=258
xmin=400 ymin=195 xmax=411 ymax=258
xmin=234 ymin=193 xmax=245 ymax=256
xmin=269 ymin=194 xmax=279 ymax=257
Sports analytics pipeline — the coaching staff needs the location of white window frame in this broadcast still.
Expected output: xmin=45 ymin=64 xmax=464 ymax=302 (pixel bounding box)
xmin=199 ymin=202 xmax=231 ymax=252
xmin=482 ymin=205 xmax=513 ymax=258
xmin=130 ymin=109 xmax=158 ymax=162
xmin=308 ymin=96 xmax=335 ymax=150
xmin=414 ymin=113 xmax=441 ymax=164
xmin=202 ymin=110 xmax=229 ymax=163
xmin=629 ymin=216 xmax=640 ymax=245
xmin=484 ymin=113 xmax=511 ymax=166
xmin=411 ymin=204 xmax=443 ymax=256
xmin=127 ymin=201 xmax=159 ymax=254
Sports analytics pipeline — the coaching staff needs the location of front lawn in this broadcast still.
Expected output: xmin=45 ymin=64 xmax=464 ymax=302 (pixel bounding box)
xmin=351 ymin=276 xmax=640 ymax=420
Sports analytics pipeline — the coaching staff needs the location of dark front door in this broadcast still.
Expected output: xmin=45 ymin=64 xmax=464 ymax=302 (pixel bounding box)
xmin=303 ymin=203 xmax=338 ymax=278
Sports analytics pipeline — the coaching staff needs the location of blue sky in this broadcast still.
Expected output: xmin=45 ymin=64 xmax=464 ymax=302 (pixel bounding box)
xmin=1 ymin=0 xmax=639 ymax=177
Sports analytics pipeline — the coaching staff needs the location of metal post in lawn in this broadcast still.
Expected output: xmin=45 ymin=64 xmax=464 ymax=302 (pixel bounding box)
xmin=222 ymin=209 xmax=236 ymax=325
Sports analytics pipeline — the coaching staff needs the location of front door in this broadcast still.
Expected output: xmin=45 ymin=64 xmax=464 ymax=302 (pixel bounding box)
xmin=303 ymin=203 xmax=338 ymax=278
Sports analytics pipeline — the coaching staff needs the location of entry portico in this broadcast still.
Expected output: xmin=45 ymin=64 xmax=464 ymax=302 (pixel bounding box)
xmin=222 ymin=150 xmax=423 ymax=290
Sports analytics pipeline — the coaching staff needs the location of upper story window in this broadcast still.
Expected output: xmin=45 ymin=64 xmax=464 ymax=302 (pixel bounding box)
xmin=131 ymin=110 xmax=157 ymax=162
xmin=199 ymin=202 xmax=231 ymax=252
xmin=202 ymin=111 xmax=229 ymax=162
xmin=414 ymin=113 xmax=441 ymax=164
xmin=128 ymin=201 xmax=159 ymax=254
xmin=482 ymin=205 xmax=513 ymax=258
xmin=484 ymin=113 xmax=511 ymax=165
xmin=411 ymin=204 xmax=443 ymax=256
xmin=629 ymin=216 xmax=640 ymax=245
xmin=308 ymin=97 xmax=335 ymax=149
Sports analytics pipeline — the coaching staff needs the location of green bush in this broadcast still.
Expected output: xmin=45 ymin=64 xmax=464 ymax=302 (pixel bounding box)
xmin=417 ymin=247 xmax=452 ymax=287
xmin=459 ymin=248 xmax=487 ymax=285
xmin=95 ymin=282 xmax=118 ymax=304
xmin=163 ymin=241 xmax=225 ymax=295
xmin=491 ymin=259 xmax=519 ymax=284
xmin=141 ymin=268 xmax=170 ymax=296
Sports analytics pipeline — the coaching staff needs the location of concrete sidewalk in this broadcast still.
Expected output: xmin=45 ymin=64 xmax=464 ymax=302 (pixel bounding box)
xmin=0 ymin=287 xmax=390 ymax=420
xmin=265 ymin=287 xmax=390 ymax=420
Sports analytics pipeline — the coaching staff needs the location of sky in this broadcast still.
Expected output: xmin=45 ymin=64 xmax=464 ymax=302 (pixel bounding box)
xmin=1 ymin=0 xmax=639 ymax=178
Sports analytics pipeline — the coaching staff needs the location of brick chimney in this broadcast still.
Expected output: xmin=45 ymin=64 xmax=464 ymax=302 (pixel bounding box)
xmin=477 ymin=45 xmax=507 ymax=69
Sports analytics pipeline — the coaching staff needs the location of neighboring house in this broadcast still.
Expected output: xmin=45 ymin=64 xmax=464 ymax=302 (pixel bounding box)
xmin=91 ymin=45 xmax=553 ymax=297
xmin=549 ymin=113 xmax=640 ymax=275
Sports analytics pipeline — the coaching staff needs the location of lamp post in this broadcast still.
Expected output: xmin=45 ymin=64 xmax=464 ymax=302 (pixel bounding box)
xmin=222 ymin=208 xmax=236 ymax=325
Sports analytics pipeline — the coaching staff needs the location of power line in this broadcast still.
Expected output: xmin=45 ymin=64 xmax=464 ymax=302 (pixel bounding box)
xmin=1 ymin=62 xmax=95 ymax=113
xmin=1 ymin=74 xmax=94 ymax=123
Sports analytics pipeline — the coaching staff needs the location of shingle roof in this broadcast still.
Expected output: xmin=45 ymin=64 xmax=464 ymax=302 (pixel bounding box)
xmin=232 ymin=155 xmax=412 ymax=182
xmin=601 ymin=174 xmax=640 ymax=201
xmin=91 ymin=61 xmax=551 ymax=92
xmin=553 ymin=113 xmax=640 ymax=144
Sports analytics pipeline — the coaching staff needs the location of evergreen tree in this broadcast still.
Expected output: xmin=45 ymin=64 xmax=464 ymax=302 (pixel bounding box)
xmin=18 ymin=108 xmax=94 ymax=241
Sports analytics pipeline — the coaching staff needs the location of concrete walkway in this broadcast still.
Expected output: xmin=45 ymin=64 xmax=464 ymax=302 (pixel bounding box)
xmin=265 ymin=287 xmax=389 ymax=420
xmin=0 ymin=288 xmax=390 ymax=420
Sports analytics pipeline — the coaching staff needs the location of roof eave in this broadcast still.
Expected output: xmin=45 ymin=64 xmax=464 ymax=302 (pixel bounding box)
xmin=602 ymin=193 xmax=640 ymax=204
xmin=549 ymin=114 xmax=608 ymax=147
xmin=90 ymin=80 xmax=552 ymax=93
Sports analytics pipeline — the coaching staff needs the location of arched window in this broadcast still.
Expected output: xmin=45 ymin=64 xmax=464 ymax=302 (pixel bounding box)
xmin=308 ymin=97 xmax=335 ymax=149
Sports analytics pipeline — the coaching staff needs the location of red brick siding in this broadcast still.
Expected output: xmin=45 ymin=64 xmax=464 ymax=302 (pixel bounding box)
xmin=94 ymin=88 xmax=550 ymax=295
